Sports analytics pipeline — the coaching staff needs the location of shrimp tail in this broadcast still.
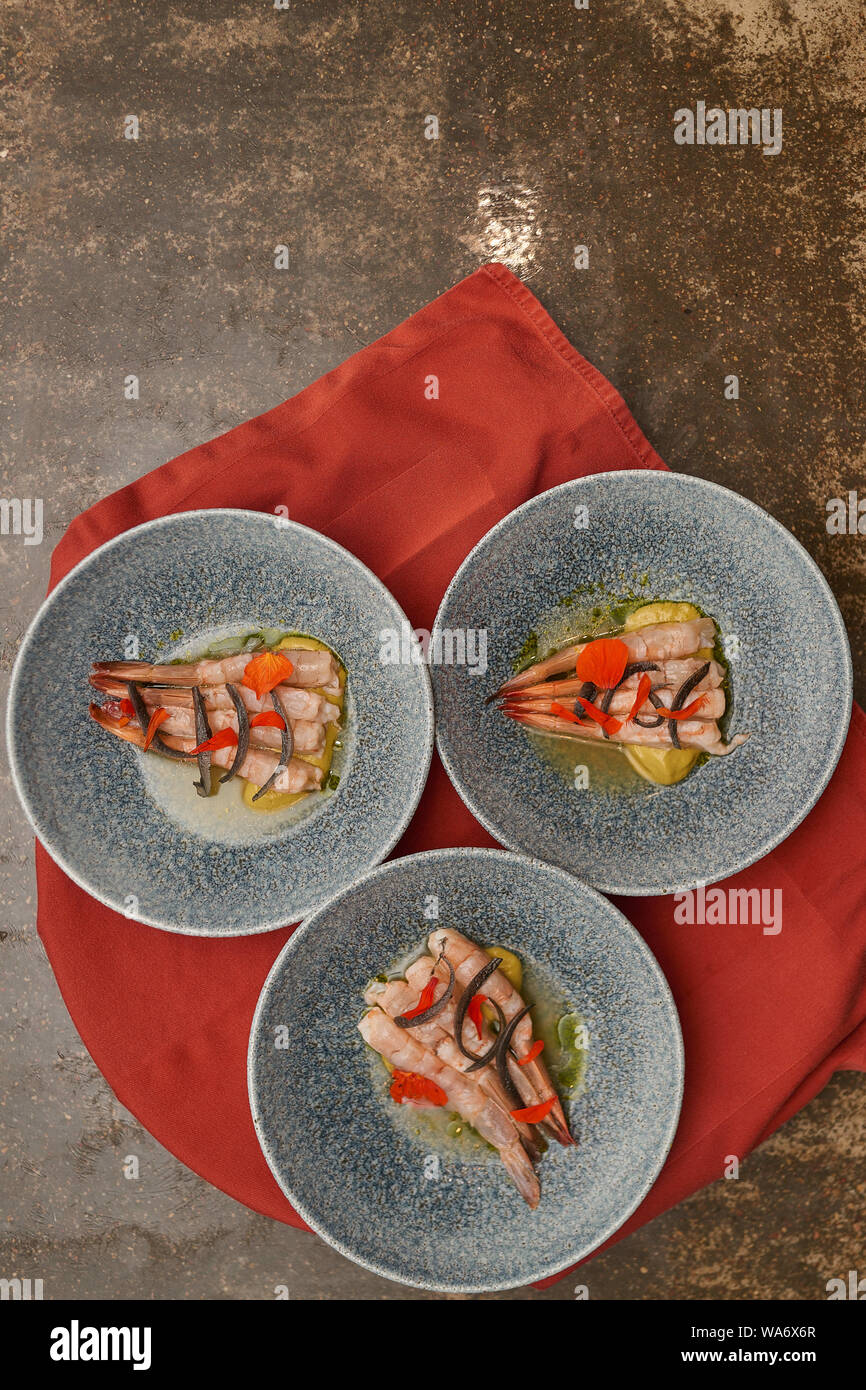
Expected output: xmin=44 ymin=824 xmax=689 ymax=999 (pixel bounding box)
xmin=501 ymin=1147 xmax=541 ymax=1210
xmin=706 ymin=732 xmax=750 ymax=757
xmin=494 ymin=645 xmax=582 ymax=699
xmin=91 ymin=660 xmax=196 ymax=685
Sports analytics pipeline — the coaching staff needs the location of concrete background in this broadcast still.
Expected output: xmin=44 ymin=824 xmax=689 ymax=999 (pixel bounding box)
xmin=1 ymin=0 xmax=864 ymax=1299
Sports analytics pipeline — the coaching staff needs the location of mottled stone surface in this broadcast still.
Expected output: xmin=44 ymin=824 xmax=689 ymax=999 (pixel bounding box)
xmin=1 ymin=0 xmax=863 ymax=1299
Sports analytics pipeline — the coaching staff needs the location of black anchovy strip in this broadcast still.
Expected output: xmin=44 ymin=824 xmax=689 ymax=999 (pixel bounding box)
xmin=454 ymin=956 xmax=504 ymax=1062
xmin=463 ymin=997 xmax=509 ymax=1074
xmin=621 ymin=661 xmax=659 ymax=680
xmin=672 ymin=661 xmax=711 ymax=708
xmin=598 ymin=685 xmax=617 ymax=738
xmin=394 ymin=953 xmax=456 ymax=1028
xmin=252 ymin=690 xmax=296 ymax=801
xmin=462 ymin=992 xmax=508 ymax=1073
xmin=634 ymin=688 xmax=666 ymax=730
xmin=219 ymin=683 xmax=249 ymax=784
xmin=667 ymin=661 xmax=711 ymax=752
xmin=191 ymin=687 xmax=212 ymax=797
xmin=495 ymin=1002 xmax=534 ymax=1107
xmin=125 ymin=681 xmax=192 ymax=761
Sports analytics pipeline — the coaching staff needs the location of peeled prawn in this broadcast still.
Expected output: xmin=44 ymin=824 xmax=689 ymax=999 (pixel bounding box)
xmin=496 ymin=618 xmax=715 ymax=697
xmin=402 ymin=955 xmax=549 ymax=1128
xmin=358 ymin=1007 xmax=541 ymax=1209
xmin=90 ymin=673 xmax=341 ymax=724
xmin=92 ymin=645 xmax=338 ymax=691
xmin=428 ymin=928 xmax=574 ymax=1146
xmin=90 ymin=703 xmax=323 ymax=792
xmin=509 ymin=686 xmax=726 ymax=721
xmin=504 ymin=706 xmax=749 ymax=756
xmin=505 ymin=656 xmax=725 ymax=704
xmin=102 ymin=699 xmax=325 ymax=755
xmin=366 ymin=970 xmax=541 ymax=1160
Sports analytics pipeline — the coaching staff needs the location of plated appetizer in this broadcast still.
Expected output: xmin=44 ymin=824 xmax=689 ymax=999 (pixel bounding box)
xmin=361 ymin=927 xmax=582 ymax=1209
xmin=493 ymin=601 xmax=749 ymax=786
xmin=250 ymin=847 xmax=682 ymax=1289
xmin=89 ymin=630 xmax=346 ymax=809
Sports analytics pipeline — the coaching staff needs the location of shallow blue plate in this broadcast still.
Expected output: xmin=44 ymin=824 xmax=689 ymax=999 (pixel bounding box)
xmin=7 ymin=510 xmax=433 ymax=935
xmin=249 ymin=848 xmax=683 ymax=1292
xmin=432 ymin=472 xmax=852 ymax=895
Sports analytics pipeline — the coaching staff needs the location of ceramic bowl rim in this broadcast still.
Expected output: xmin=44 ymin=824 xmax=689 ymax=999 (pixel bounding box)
xmin=431 ymin=471 xmax=853 ymax=895
xmin=6 ymin=508 xmax=435 ymax=935
xmin=247 ymin=846 xmax=685 ymax=1292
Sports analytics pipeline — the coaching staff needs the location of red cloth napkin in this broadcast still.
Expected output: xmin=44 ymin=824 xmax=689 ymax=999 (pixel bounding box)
xmin=37 ymin=264 xmax=866 ymax=1286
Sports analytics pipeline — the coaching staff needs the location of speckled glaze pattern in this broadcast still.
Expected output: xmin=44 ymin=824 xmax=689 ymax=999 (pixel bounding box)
xmin=6 ymin=510 xmax=433 ymax=934
xmin=248 ymin=848 xmax=684 ymax=1292
xmin=432 ymin=472 xmax=852 ymax=895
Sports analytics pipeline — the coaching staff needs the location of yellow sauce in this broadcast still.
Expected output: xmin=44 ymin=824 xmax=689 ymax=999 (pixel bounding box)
xmin=484 ymin=945 xmax=523 ymax=992
xmin=242 ymin=635 xmax=346 ymax=812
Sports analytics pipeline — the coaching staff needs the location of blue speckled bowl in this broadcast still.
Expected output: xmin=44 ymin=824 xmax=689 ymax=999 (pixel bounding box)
xmin=7 ymin=510 xmax=433 ymax=935
xmin=432 ymin=473 xmax=852 ymax=895
xmin=249 ymin=848 xmax=683 ymax=1292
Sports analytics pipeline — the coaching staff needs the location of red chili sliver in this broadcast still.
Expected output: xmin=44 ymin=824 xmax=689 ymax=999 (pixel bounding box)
xmin=389 ymin=1070 xmax=448 ymax=1108
xmin=397 ymin=975 xmax=438 ymax=1022
xmin=627 ymin=673 xmax=652 ymax=722
xmin=575 ymin=636 xmax=628 ymax=690
xmin=577 ymin=697 xmax=623 ymax=735
xmin=663 ymin=695 xmax=707 ymax=721
xmin=249 ymin=711 xmax=287 ymax=730
xmin=190 ymin=728 xmax=239 ymax=755
xmin=119 ymin=698 xmax=136 ymax=717
xmin=517 ymin=1039 xmax=544 ymax=1066
xmin=550 ymin=700 xmax=585 ymax=725
xmin=142 ymin=707 xmax=170 ymax=751
xmin=510 ymin=1096 xmax=557 ymax=1123
xmin=467 ymin=993 xmax=488 ymax=1039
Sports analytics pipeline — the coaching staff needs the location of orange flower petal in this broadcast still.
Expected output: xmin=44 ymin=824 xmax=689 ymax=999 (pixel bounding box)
xmin=663 ymin=695 xmax=707 ymax=721
xmin=242 ymin=651 xmax=294 ymax=701
xmin=190 ymin=728 xmax=239 ymax=755
xmin=517 ymin=1039 xmax=545 ymax=1066
xmin=627 ymin=673 xmax=653 ymax=722
xmin=575 ymin=637 xmax=629 ymax=690
xmin=551 ymin=699 xmax=585 ymax=725
xmin=249 ymin=711 xmax=287 ymax=730
xmin=142 ymin=707 xmax=170 ymax=751
xmin=389 ymin=1070 xmax=448 ymax=1107
xmin=577 ymin=697 xmax=622 ymax=734
xmin=510 ymin=1096 xmax=556 ymax=1123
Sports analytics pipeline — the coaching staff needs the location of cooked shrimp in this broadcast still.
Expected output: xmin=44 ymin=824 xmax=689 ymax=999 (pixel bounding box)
xmin=102 ymin=699 xmax=325 ymax=755
xmin=496 ymin=618 xmax=715 ymax=697
xmin=402 ymin=955 xmax=551 ymax=1131
xmin=505 ymin=657 xmax=725 ymax=704
xmin=358 ymin=1007 xmax=541 ymax=1208
xmin=90 ymin=704 xmax=322 ymax=792
xmin=503 ymin=706 xmax=748 ymax=755
xmin=90 ymin=673 xmax=340 ymax=724
xmin=511 ymin=686 xmax=726 ymax=721
xmin=92 ymin=645 xmax=338 ymax=691
xmin=365 ymin=972 xmax=540 ymax=1160
xmin=428 ymin=929 xmax=574 ymax=1146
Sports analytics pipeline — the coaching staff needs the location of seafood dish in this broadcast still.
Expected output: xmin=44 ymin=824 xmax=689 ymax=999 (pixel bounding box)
xmin=492 ymin=601 xmax=749 ymax=786
xmin=360 ymin=927 xmax=581 ymax=1209
xmin=89 ymin=630 xmax=346 ymax=809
